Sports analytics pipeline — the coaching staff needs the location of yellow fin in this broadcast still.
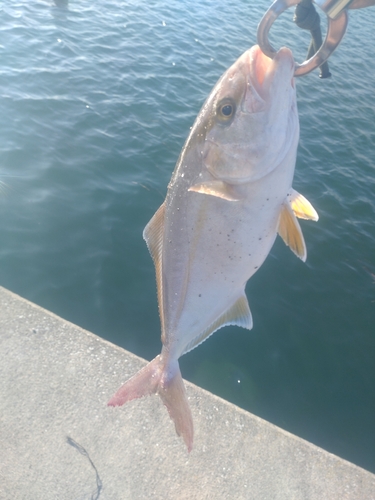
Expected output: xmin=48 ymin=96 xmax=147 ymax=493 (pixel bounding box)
xmin=182 ymin=293 xmax=253 ymax=355
xmin=188 ymin=180 xmax=240 ymax=201
xmin=278 ymin=201 xmax=307 ymax=262
xmin=288 ymin=188 xmax=319 ymax=221
xmin=143 ymin=203 xmax=166 ymax=334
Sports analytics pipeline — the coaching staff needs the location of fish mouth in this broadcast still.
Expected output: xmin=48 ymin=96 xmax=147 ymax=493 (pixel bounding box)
xmin=248 ymin=45 xmax=295 ymax=100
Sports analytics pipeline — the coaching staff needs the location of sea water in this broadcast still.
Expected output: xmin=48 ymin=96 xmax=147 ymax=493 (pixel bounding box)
xmin=0 ymin=0 xmax=374 ymax=472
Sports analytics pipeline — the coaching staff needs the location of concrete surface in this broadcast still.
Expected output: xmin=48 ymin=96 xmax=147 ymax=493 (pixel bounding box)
xmin=0 ymin=285 xmax=374 ymax=500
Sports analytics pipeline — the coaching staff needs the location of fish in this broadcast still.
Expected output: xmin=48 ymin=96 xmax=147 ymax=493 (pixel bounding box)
xmin=108 ymin=45 xmax=318 ymax=451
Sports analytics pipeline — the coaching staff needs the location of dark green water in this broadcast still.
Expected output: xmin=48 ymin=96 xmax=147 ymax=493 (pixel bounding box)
xmin=0 ymin=1 xmax=374 ymax=472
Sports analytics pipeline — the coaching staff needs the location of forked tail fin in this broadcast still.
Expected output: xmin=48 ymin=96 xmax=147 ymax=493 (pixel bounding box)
xmin=108 ymin=355 xmax=194 ymax=452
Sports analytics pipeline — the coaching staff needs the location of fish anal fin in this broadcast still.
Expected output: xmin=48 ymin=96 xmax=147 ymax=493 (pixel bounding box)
xmin=188 ymin=180 xmax=240 ymax=201
xmin=182 ymin=292 xmax=253 ymax=355
xmin=289 ymin=188 xmax=319 ymax=221
xmin=278 ymin=201 xmax=307 ymax=261
xmin=223 ymin=293 xmax=253 ymax=330
xmin=143 ymin=203 xmax=166 ymax=336
xmin=108 ymin=355 xmax=194 ymax=452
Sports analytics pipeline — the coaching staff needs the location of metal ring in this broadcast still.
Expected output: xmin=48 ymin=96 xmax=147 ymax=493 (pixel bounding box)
xmin=257 ymin=0 xmax=348 ymax=76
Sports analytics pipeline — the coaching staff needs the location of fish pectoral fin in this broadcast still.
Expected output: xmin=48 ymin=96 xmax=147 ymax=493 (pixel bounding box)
xmin=182 ymin=293 xmax=253 ymax=355
xmin=278 ymin=201 xmax=307 ymax=262
xmin=188 ymin=180 xmax=241 ymax=201
xmin=143 ymin=203 xmax=166 ymax=332
xmin=289 ymin=188 xmax=319 ymax=221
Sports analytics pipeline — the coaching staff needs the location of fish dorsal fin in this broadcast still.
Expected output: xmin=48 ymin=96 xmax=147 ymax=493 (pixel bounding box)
xmin=289 ymin=188 xmax=319 ymax=221
xmin=143 ymin=203 xmax=166 ymax=332
xmin=182 ymin=293 xmax=253 ymax=356
xmin=143 ymin=202 xmax=165 ymax=267
xmin=278 ymin=201 xmax=307 ymax=262
xmin=188 ymin=180 xmax=240 ymax=201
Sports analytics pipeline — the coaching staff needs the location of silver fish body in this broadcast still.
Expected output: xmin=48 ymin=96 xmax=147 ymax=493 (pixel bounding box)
xmin=109 ymin=45 xmax=318 ymax=451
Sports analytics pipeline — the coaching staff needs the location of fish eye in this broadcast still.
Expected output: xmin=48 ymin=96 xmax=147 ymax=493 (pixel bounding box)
xmin=221 ymin=104 xmax=233 ymax=116
xmin=216 ymin=98 xmax=236 ymax=123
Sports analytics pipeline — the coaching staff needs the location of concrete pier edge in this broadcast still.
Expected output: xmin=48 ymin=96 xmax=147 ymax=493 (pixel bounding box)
xmin=1 ymin=285 xmax=374 ymax=499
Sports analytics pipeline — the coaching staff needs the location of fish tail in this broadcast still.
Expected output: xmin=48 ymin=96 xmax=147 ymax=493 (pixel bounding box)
xmin=108 ymin=355 xmax=194 ymax=452
xmin=108 ymin=355 xmax=162 ymax=405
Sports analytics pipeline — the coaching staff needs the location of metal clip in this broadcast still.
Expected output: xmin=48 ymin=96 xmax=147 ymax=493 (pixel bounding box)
xmin=257 ymin=0 xmax=349 ymax=76
xmin=314 ymin=0 xmax=353 ymax=18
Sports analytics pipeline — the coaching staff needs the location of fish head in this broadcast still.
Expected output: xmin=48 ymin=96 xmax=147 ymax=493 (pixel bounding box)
xmin=201 ymin=45 xmax=298 ymax=184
